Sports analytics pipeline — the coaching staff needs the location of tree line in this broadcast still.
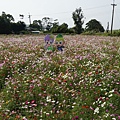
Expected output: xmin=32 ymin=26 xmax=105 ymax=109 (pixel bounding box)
xmin=0 ymin=8 xmax=105 ymax=34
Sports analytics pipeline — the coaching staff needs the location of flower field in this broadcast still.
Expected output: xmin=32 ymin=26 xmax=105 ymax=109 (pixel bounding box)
xmin=0 ymin=34 xmax=120 ymax=120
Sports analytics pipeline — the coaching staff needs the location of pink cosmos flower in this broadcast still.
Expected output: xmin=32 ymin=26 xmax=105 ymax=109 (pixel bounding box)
xmin=31 ymin=100 xmax=35 ymax=104
xmin=25 ymin=101 xmax=29 ymax=105
xmin=0 ymin=61 xmax=5 ymax=68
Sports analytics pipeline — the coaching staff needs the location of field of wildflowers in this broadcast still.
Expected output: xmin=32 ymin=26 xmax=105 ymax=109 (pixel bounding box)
xmin=0 ymin=34 xmax=120 ymax=120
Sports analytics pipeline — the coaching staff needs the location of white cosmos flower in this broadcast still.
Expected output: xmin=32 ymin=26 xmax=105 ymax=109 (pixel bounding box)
xmin=94 ymin=107 xmax=99 ymax=114
xmin=46 ymin=96 xmax=51 ymax=102
xmin=109 ymin=89 xmax=114 ymax=93
xmin=101 ymin=102 xmax=106 ymax=107
xmin=62 ymin=74 xmax=68 ymax=79
xmin=108 ymin=94 xmax=113 ymax=97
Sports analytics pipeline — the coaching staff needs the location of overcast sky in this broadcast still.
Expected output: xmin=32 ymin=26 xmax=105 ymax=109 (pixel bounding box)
xmin=0 ymin=0 xmax=120 ymax=30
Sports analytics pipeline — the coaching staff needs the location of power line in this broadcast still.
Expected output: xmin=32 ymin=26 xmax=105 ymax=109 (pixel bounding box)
xmin=31 ymin=4 xmax=111 ymax=17
xmin=83 ymin=4 xmax=110 ymax=11
xmin=15 ymin=3 xmax=119 ymax=30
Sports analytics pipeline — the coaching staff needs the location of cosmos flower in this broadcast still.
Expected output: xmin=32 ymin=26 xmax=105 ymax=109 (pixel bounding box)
xmin=0 ymin=61 xmax=5 ymax=68
xmin=94 ymin=107 xmax=99 ymax=114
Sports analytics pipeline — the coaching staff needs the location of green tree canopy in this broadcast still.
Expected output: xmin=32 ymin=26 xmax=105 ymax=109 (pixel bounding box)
xmin=85 ymin=19 xmax=105 ymax=32
xmin=30 ymin=20 xmax=42 ymax=31
xmin=0 ymin=12 xmax=14 ymax=34
xmin=72 ymin=7 xmax=84 ymax=34
xmin=50 ymin=23 xmax=68 ymax=33
xmin=11 ymin=21 xmax=26 ymax=34
xmin=57 ymin=23 xmax=68 ymax=33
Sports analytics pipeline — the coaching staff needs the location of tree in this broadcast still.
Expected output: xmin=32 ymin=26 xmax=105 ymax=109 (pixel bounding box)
xmin=11 ymin=21 xmax=26 ymax=34
xmin=50 ymin=19 xmax=59 ymax=33
xmin=42 ymin=17 xmax=53 ymax=31
xmin=72 ymin=7 xmax=84 ymax=34
xmin=51 ymin=23 xmax=59 ymax=33
xmin=30 ymin=20 xmax=42 ymax=31
xmin=68 ymin=27 xmax=75 ymax=34
xmin=2 ymin=11 xmax=14 ymax=22
xmin=0 ymin=12 xmax=14 ymax=34
xmin=50 ymin=22 xmax=68 ymax=33
xmin=85 ymin=19 xmax=105 ymax=32
xmin=57 ymin=23 xmax=68 ymax=33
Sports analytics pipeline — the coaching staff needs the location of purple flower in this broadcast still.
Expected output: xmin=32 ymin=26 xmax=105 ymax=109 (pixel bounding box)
xmin=75 ymin=116 xmax=79 ymax=119
xmin=106 ymin=109 xmax=109 ymax=112
xmin=118 ymin=116 xmax=120 ymax=120
xmin=72 ymin=116 xmax=79 ymax=120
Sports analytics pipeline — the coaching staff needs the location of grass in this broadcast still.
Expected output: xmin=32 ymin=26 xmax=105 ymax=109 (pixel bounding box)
xmin=0 ymin=34 xmax=120 ymax=120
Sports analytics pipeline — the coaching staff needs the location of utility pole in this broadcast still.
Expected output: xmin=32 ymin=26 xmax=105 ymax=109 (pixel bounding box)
xmin=28 ymin=13 xmax=32 ymax=25
xmin=111 ymin=0 xmax=117 ymax=34
xmin=28 ymin=13 xmax=32 ymax=31
xmin=106 ymin=22 xmax=109 ymax=33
